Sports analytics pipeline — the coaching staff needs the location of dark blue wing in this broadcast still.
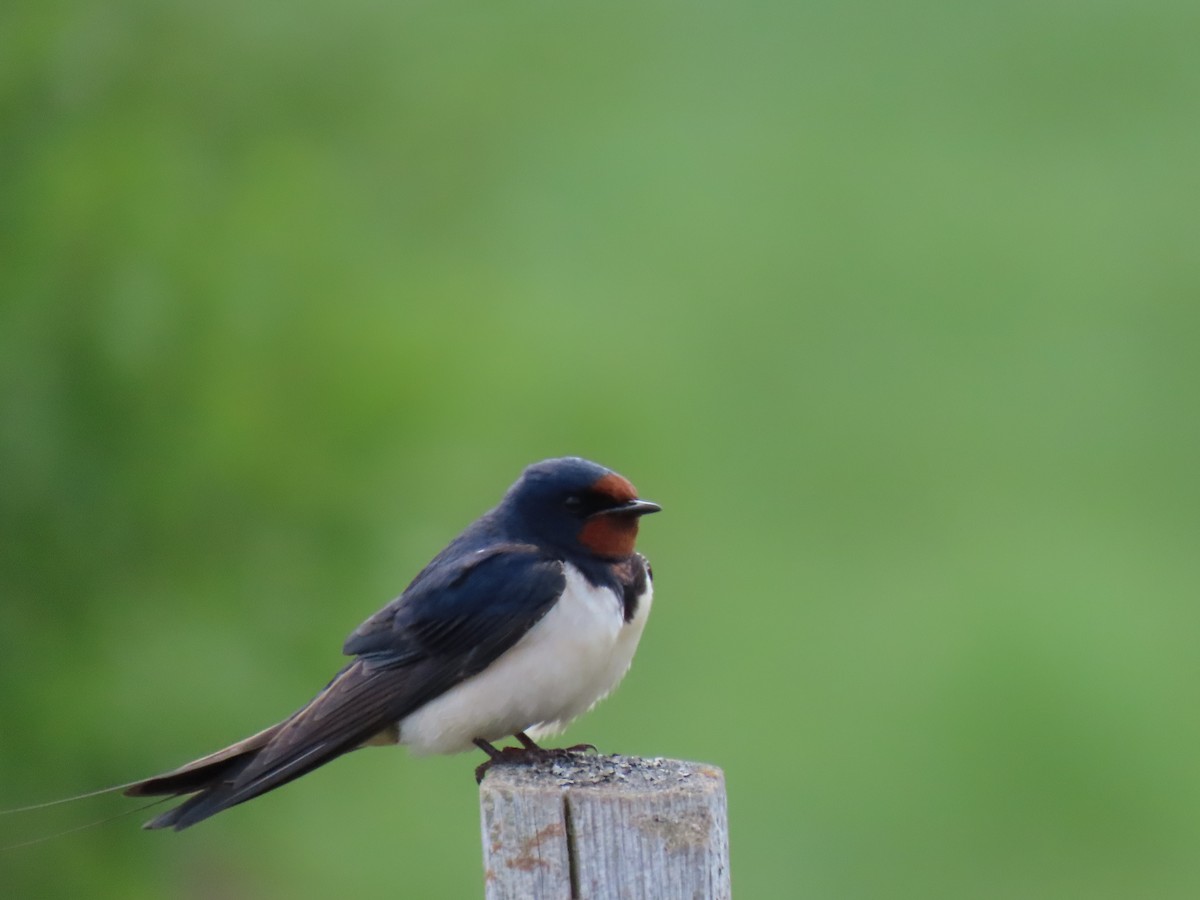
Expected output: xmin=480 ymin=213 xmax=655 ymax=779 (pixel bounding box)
xmin=342 ymin=542 xmax=565 ymax=671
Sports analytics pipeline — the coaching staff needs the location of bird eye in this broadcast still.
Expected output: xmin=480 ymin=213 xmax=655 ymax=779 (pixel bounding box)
xmin=564 ymin=494 xmax=584 ymax=511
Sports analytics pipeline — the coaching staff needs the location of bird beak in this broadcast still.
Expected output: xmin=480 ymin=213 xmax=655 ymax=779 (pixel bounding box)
xmin=596 ymin=499 xmax=662 ymax=517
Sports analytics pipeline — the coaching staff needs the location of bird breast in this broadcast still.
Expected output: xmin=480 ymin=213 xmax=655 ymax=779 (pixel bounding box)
xmin=397 ymin=562 xmax=653 ymax=755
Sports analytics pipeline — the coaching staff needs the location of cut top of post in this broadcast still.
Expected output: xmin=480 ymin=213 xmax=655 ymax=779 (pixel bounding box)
xmin=480 ymin=754 xmax=730 ymax=900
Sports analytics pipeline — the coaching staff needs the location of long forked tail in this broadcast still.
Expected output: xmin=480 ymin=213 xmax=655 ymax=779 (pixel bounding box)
xmin=123 ymin=722 xmax=286 ymax=830
xmin=124 ymin=659 xmax=407 ymax=830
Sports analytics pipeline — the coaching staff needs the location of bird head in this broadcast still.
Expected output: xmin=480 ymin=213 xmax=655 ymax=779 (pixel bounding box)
xmin=502 ymin=457 xmax=661 ymax=559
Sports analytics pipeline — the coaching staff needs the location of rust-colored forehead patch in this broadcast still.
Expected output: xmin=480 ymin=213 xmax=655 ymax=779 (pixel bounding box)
xmin=592 ymin=472 xmax=638 ymax=502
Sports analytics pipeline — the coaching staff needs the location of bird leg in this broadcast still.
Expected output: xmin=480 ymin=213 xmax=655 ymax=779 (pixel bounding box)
xmin=473 ymin=738 xmax=505 ymax=759
xmin=514 ymin=732 xmax=541 ymax=750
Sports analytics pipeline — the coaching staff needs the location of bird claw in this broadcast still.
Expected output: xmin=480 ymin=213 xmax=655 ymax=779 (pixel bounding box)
xmin=561 ymin=743 xmax=598 ymax=754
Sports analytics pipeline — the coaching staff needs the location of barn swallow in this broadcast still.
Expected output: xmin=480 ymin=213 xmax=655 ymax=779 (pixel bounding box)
xmin=123 ymin=457 xmax=660 ymax=830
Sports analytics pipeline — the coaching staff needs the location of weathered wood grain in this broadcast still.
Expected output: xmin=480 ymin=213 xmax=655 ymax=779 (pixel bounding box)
xmin=480 ymin=754 xmax=730 ymax=899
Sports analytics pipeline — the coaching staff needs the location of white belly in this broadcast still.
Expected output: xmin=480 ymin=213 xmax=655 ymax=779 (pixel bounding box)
xmin=397 ymin=562 xmax=652 ymax=755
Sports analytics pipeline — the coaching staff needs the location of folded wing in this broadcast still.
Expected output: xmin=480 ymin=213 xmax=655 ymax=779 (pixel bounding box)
xmin=127 ymin=544 xmax=565 ymax=829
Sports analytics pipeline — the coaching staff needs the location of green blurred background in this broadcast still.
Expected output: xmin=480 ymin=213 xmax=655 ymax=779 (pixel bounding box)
xmin=3 ymin=1 xmax=1198 ymax=897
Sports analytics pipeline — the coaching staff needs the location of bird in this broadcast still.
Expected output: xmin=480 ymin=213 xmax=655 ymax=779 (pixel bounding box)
xmin=123 ymin=456 xmax=661 ymax=830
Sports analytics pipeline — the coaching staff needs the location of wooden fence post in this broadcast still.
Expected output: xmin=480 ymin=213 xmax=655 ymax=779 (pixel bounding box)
xmin=479 ymin=754 xmax=730 ymax=899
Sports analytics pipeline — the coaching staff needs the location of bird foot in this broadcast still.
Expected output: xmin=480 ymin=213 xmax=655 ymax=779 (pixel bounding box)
xmin=473 ymin=737 xmax=599 ymax=783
